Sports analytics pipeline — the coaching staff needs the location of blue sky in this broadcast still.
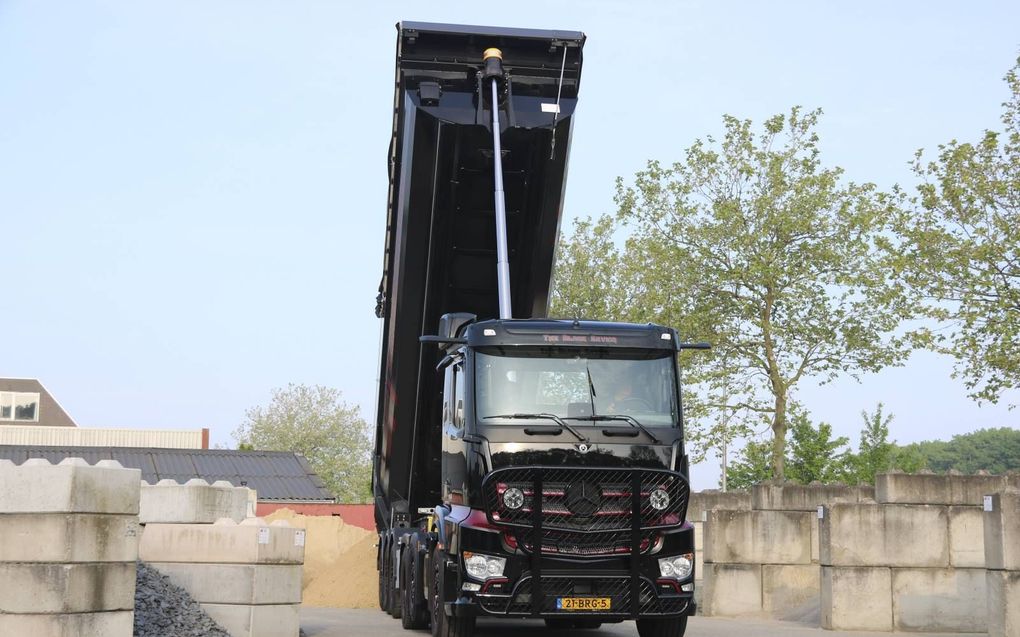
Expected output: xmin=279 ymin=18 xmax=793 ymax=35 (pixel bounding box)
xmin=1 ymin=1 xmax=1017 ymax=490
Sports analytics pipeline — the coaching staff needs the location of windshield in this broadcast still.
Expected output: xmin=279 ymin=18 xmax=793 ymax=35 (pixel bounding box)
xmin=475 ymin=349 xmax=679 ymax=427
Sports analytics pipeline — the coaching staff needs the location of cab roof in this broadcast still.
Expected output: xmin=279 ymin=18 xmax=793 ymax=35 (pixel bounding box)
xmin=463 ymin=318 xmax=679 ymax=350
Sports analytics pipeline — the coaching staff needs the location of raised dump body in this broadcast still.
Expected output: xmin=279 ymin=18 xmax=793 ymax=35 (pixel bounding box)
xmin=374 ymin=22 xmax=585 ymax=528
xmin=371 ymin=22 xmax=698 ymax=637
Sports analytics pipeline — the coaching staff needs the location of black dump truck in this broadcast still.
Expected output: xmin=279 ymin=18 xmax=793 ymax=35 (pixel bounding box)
xmin=373 ymin=22 xmax=704 ymax=637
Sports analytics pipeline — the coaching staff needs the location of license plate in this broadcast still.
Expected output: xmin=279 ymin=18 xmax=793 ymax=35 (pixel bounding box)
xmin=556 ymin=597 xmax=611 ymax=611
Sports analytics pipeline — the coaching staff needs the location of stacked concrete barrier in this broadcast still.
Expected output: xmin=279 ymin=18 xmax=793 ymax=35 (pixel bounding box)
xmin=819 ymin=471 xmax=1010 ymax=632
xmin=140 ymin=517 xmax=305 ymax=637
xmin=0 ymin=457 xmax=141 ymax=637
xmin=984 ymin=488 xmax=1020 ymax=637
xmin=140 ymin=478 xmax=250 ymax=524
xmin=686 ymin=489 xmax=751 ymax=597
xmin=701 ymin=482 xmax=872 ymax=619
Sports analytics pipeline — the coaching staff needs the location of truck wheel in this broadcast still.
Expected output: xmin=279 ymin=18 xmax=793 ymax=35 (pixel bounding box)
xmin=636 ymin=617 xmax=687 ymax=637
xmin=430 ymin=546 xmax=475 ymax=637
xmin=388 ymin=541 xmax=402 ymax=619
xmin=401 ymin=536 xmax=428 ymax=629
xmin=378 ymin=537 xmax=389 ymax=612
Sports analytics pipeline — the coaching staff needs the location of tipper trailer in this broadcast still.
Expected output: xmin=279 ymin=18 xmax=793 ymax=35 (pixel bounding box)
xmin=373 ymin=21 xmax=705 ymax=637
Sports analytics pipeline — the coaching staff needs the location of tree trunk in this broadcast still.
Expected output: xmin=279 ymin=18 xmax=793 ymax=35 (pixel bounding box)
xmin=771 ymin=390 xmax=787 ymax=480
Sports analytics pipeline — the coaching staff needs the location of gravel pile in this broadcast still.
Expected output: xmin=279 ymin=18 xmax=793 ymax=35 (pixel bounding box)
xmin=134 ymin=562 xmax=231 ymax=637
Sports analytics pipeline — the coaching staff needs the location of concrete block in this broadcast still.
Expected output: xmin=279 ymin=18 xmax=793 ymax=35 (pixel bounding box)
xmin=948 ymin=506 xmax=985 ymax=567
xmin=139 ymin=518 xmax=305 ymax=564
xmin=987 ymin=569 xmax=1020 ymax=637
xmin=0 ymin=611 xmax=133 ymax=637
xmin=201 ymin=603 xmax=300 ymax=637
xmin=687 ymin=490 xmax=752 ymax=522
xmin=704 ymin=509 xmax=812 ymax=565
xmin=876 ymin=472 xmax=1007 ymax=505
xmin=761 ymin=564 xmax=819 ymax=617
xmin=700 ymin=563 xmax=761 ymax=616
xmin=692 ymin=521 xmax=703 ymax=581
xmin=0 ymin=458 xmax=140 ymax=514
xmin=751 ymin=483 xmax=868 ymax=511
xmin=892 ymin=567 xmax=987 ymax=632
xmin=0 ymin=513 xmax=140 ymax=563
xmin=810 ymin=515 xmax=819 ymax=564
xmin=820 ymin=566 xmax=892 ymax=631
xmin=140 ymin=478 xmax=250 ymax=524
xmin=149 ymin=563 xmax=303 ymax=604
xmin=983 ymin=489 xmax=1020 ymax=571
xmin=819 ymin=503 xmax=948 ymax=567
xmin=0 ymin=562 xmax=136 ymax=613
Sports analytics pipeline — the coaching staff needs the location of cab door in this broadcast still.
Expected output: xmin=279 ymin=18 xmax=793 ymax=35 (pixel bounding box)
xmin=440 ymin=361 xmax=468 ymax=504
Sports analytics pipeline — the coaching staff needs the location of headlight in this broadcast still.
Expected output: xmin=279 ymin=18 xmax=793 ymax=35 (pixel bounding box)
xmin=463 ymin=552 xmax=506 ymax=581
xmin=502 ymin=487 xmax=525 ymax=510
xmin=658 ymin=554 xmax=693 ymax=580
xmin=649 ymin=488 xmax=670 ymax=511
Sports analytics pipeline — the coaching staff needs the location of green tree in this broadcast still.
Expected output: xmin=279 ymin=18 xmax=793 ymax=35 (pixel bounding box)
xmin=232 ymin=384 xmax=372 ymax=503
xmin=890 ymin=444 xmax=928 ymax=474
xmin=549 ymin=215 xmax=629 ymax=321
xmin=786 ymin=408 xmax=851 ymax=484
xmin=612 ymin=107 xmax=914 ymax=479
xmin=852 ymin=403 xmax=896 ymax=483
xmin=725 ymin=438 xmax=773 ymax=490
xmin=893 ymin=58 xmax=1020 ymax=404
xmin=897 ymin=427 xmax=1020 ymax=474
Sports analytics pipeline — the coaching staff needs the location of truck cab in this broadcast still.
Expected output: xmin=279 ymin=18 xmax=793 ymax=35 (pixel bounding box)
xmin=432 ymin=317 xmax=695 ymax=624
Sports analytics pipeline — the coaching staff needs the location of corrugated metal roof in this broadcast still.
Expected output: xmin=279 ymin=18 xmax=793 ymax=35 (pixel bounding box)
xmin=0 ymin=446 xmax=335 ymax=502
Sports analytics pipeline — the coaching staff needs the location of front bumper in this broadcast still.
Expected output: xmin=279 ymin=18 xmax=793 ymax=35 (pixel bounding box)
xmin=446 ymin=465 xmax=696 ymax=619
xmin=450 ymin=573 xmax=694 ymax=618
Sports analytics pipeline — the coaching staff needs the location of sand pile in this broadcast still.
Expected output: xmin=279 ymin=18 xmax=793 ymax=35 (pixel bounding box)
xmin=264 ymin=508 xmax=378 ymax=608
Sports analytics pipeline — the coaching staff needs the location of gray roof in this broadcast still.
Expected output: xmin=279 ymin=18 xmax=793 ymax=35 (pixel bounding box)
xmin=0 ymin=446 xmax=335 ymax=502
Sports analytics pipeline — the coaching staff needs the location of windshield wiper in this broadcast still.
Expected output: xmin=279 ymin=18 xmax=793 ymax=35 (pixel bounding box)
xmin=482 ymin=413 xmax=588 ymax=443
xmin=585 ymin=363 xmax=598 ymax=416
xmin=573 ymin=414 xmax=660 ymax=444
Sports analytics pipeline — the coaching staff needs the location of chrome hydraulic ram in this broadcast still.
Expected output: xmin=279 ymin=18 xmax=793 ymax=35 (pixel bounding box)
xmin=484 ymin=48 xmax=513 ymax=320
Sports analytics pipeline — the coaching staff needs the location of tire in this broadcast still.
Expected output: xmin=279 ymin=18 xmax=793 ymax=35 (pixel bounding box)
xmin=388 ymin=541 xmax=402 ymax=619
xmin=401 ymin=536 xmax=428 ymax=629
xmin=378 ymin=537 xmax=389 ymax=612
xmin=636 ymin=616 xmax=687 ymax=637
xmin=430 ymin=545 xmax=475 ymax=637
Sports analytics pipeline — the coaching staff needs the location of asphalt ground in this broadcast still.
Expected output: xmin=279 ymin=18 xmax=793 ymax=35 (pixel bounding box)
xmin=299 ymin=608 xmax=973 ymax=637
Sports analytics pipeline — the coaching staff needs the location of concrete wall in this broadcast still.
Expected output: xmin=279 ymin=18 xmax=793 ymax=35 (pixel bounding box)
xmin=700 ymin=482 xmax=869 ymax=620
xmin=984 ymin=489 xmax=1020 ymax=637
xmin=0 ymin=457 xmax=141 ymax=637
xmin=141 ymin=518 xmax=304 ymax=637
xmin=819 ymin=472 xmax=997 ymax=633
xmin=686 ymin=489 xmax=751 ymax=607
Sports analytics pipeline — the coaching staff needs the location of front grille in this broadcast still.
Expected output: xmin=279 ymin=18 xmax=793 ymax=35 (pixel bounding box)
xmin=477 ymin=576 xmax=688 ymax=616
xmin=483 ymin=467 xmax=689 ymax=533
xmin=511 ymin=528 xmax=658 ymax=556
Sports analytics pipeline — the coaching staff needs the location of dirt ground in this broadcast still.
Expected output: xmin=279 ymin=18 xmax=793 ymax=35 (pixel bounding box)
xmin=264 ymin=508 xmax=378 ymax=608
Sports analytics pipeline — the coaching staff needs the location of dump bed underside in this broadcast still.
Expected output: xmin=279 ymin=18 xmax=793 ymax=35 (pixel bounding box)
xmin=373 ymin=22 xmax=585 ymax=528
